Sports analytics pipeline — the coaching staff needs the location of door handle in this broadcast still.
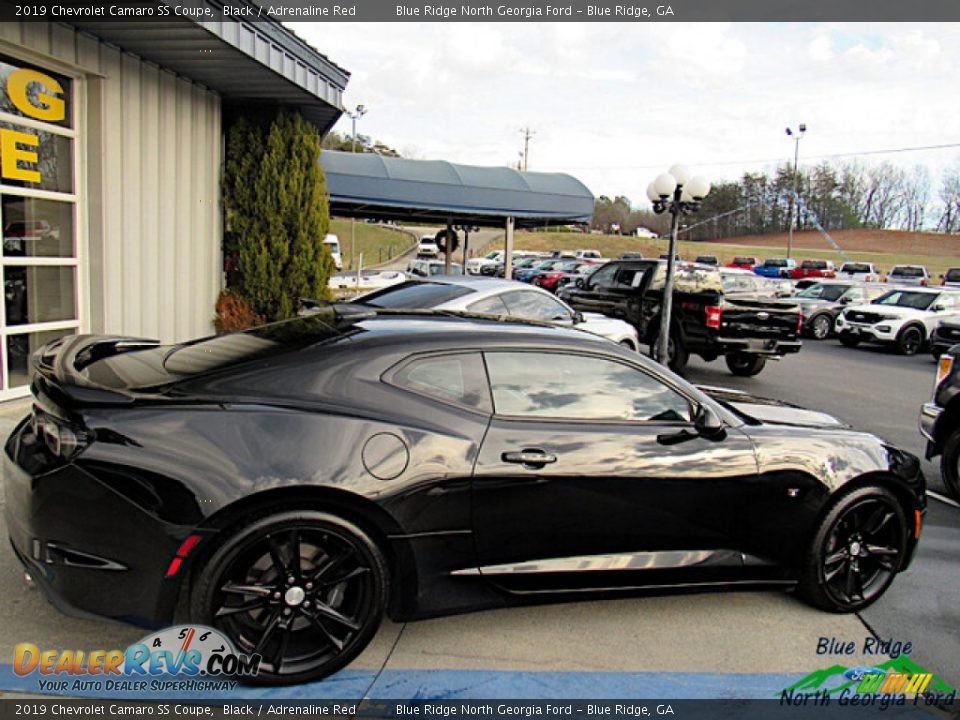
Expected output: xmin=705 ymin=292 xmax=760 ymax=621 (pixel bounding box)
xmin=502 ymin=450 xmax=557 ymax=467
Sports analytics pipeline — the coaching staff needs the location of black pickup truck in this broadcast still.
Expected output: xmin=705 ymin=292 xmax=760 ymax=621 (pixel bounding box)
xmin=919 ymin=344 xmax=960 ymax=501
xmin=558 ymin=260 xmax=802 ymax=376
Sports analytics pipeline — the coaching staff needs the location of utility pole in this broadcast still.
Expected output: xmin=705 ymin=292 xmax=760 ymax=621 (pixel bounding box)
xmin=345 ymin=105 xmax=367 ymax=270
xmin=519 ymin=127 xmax=535 ymax=171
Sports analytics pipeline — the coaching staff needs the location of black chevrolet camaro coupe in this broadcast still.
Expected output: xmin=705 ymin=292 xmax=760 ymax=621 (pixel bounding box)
xmin=5 ymin=308 xmax=925 ymax=685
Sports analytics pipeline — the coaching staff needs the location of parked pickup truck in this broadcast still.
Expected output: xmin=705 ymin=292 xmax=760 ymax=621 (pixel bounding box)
xmin=558 ymin=260 xmax=803 ymax=376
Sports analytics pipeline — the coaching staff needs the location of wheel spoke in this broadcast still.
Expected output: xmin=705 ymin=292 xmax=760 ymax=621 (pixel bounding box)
xmin=265 ymin=536 xmax=289 ymax=576
xmin=824 ymin=562 xmax=845 ymax=582
xmin=322 ymin=566 xmax=370 ymax=587
xmin=313 ymin=601 xmax=361 ymax=631
xmin=221 ymin=582 xmax=274 ymax=598
xmin=844 ymin=562 xmax=856 ymax=600
xmin=851 ymin=566 xmax=865 ymax=600
xmin=311 ymin=548 xmax=353 ymax=583
xmin=290 ymin=529 xmax=302 ymax=578
xmin=863 ymin=506 xmax=894 ymax=535
xmin=269 ymin=623 xmax=292 ymax=672
xmin=824 ymin=550 xmax=846 ymax=566
xmin=865 ymin=544 xmax=899 ymax=556
xmin=306 ymin=614 xmax=346 ymax=652
xmin=215 ymin=598 xmax=267 ymax=617
xmin=253 ymin=611 xmax=282 ymax=656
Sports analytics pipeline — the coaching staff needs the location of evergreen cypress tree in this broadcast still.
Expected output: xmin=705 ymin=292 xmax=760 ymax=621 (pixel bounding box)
xmin=223 ymin=110 xmax=333 ymax=323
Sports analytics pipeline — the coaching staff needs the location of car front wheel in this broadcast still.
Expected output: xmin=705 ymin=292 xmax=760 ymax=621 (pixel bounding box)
xmin=798 ymin=486 xmax=906 ymax=613
xmin=810 ymin=314 xmax=833 ymax=340
xmin=838 ymin=332 xmax=860 ymax=347
xmin=190 ymin=510 xmax=388 ymax=685
xmin=896 ymin=326 xmax=923 ymax=356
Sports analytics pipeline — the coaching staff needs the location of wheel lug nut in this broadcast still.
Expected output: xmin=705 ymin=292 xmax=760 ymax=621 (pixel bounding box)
xmin=283 ymin=608 xmax=291 ymax=616
xmin=288 ymin=576 xmax=296 ymax=584
xmin=305 ymin=582 xmax=314 ymax=590
xmin=272 ymin=591 xmax=281 ymax=599
xmin=303 ymin=600 xmax=311 ymax=608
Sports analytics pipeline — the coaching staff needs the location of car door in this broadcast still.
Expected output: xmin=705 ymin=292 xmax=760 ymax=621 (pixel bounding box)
xmin=470 ymin=349 xmax=761 ymax=593
xmin=565 ymin=263 xmax=622 ymax=316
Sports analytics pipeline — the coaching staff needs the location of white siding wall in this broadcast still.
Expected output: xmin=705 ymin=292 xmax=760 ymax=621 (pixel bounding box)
xmin=0 ymin=22 xmax=223 ymax=345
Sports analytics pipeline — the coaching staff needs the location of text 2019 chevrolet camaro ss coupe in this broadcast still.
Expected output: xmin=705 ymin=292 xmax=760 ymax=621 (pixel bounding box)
xmin=5 ymin=308 xmax=925 ymax=685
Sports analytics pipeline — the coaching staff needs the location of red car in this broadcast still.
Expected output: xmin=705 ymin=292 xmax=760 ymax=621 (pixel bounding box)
xmin=789 ymin=259 xmax=836 ymax=280
xmin=726 ymin=255 xmax=759 ymax=270
xmin=533 ymin=260 xmax=599 ymax=293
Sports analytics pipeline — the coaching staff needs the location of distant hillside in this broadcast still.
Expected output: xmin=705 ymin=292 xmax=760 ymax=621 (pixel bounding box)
xmin=707 ymin=229 xmax=960 ymax=257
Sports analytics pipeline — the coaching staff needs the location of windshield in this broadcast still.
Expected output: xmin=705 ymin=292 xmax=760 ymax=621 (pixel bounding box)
xmin=891 ymin=266 xmax=925 ymax=277
xmin=763 ymin=259 xmax=787 ymax=267
xmin=429 ymin=263 xmax=462 ymax=275
xmin=797 ymin=284 xmax=847 ymax=301
xmin=872 ymin=290 xmax=935 ymax=310
xmin=484 ymin=252 xmax=499 ymax=260
xmin=358 ymin=281 xmax=473 ymax=308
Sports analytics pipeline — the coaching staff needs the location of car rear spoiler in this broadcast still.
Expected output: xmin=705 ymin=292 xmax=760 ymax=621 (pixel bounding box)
xmin=32 ymin=334 xmax=161 ymax=407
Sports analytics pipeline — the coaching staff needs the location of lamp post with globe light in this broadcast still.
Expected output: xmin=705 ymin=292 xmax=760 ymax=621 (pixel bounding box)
xmin=785 ymin=123 xmax=806 ymax=259
xmin=646 ymin=165 xmax=711 ymax=367
xmin=344 ymin=105 xmax=367 ymax=270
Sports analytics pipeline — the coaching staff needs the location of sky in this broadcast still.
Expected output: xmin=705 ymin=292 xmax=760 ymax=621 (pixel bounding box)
xmin=289 ymin=22 xmax=960 ymax=205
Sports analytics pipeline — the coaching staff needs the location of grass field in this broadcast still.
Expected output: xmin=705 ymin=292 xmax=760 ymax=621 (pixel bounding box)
xmin=329 ymin=219 xmax=417 ymax=269
xmin=509 ymin=229 xmax=960 ymax=278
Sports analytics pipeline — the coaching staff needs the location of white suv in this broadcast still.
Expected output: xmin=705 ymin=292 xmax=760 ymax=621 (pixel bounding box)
xmin=886 ymin=265 xmax=930 ymax=286
xmin=466 ymin=250 xmax=503 ymax=275
xmin=417 ymin=234 xmax=440 ymax=258
xmin=835 ymin=287 xmax=960 ymax=355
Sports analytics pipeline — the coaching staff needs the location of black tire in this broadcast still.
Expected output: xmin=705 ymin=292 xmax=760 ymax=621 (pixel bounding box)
xmin=797 ymin=486 xmax=906 ymax=613
xmin=725 ymin=352 xmax=766 ymax=377
xmin=838 ymin=332 xmax=860 ymax=348
xmin=809 ymin=314 xmax=833 ymax=340
xmin=941 ymin=428 xmax=960 ymax=503
xmin=648 ymin=330 xmax=689 ymax=374
xmin=189 ymin=510 xmax=388 ymax=686
xmin=896 ymin=325 xmax=923 ymax=356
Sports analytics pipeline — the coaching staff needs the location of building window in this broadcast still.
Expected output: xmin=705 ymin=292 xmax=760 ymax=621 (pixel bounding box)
xmin=0 ymin=54 xmax=79 ymax=397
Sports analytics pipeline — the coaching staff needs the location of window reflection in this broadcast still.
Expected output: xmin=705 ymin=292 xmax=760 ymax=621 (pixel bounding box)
xmin=486 ymin=352 xmax=691 ymax=422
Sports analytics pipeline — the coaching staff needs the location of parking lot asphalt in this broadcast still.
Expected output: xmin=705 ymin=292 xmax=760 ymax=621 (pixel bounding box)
xmin=0 ymin=339 xmax=956 ymax=700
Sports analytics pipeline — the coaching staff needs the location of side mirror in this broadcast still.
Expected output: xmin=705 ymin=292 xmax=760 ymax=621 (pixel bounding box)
xmin=932 ymin=304 xmax=945 ymax=312
xmin=573 ymin=311 xmax=585 ymax=324
xmin=575 ymin=278 xmax=586 ymax=289
xmin=694 ymin=404 xmax=726 ymax=440
xmin=839 ymin=296 xmax=852 ymax=304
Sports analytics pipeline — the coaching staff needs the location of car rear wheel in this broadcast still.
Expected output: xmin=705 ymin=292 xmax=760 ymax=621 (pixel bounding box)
xmin=941 ymin=428 xmax=960 ymax=502
xmin=838 ymin=332 xmax=860 ymax=347
xmin=724 ymin=352 xmax=766 ymax=377
xmin=810 ymin=314 xmax=833 ymax=340
xmin=190 ymin=510 xmax=388 ymax=685
xmin=896 ymin=326 xmax=923 ymax=356
xmin=798 ymin=486 xmax=906 ymax=613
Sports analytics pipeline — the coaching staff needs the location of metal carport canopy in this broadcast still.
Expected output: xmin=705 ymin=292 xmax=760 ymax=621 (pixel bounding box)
xmin=320 ymin=150 xmax=594 ymax=228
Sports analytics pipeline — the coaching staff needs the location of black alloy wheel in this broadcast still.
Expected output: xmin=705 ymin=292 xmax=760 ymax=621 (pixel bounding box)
xmin=897 ymin=326 xmax=923 ymax=356
xmin=810 ymin=314 xmax=833 ymax=340
xmin=940 ymin=428 xmax=960 ymax=502
xmin=724 ymin=352 xmax=766 ymax=377
xmin=190 ymin=511 xmax=388 ymax=685
xmin=798 ymin=487 xmax=906 ymax=612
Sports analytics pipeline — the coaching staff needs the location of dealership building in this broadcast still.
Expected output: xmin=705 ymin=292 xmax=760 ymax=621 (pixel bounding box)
xmin=0 ymin=12 xmax=348 ymax=400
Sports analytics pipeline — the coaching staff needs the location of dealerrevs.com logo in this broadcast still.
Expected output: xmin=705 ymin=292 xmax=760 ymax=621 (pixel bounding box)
xmin=14 ymin=625 xmax=261 ymax=693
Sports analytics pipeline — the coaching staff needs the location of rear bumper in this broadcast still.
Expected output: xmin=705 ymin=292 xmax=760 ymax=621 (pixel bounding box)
xmin=717 ymin=338 xmax=802 ymax=356
xmin=4 ymin=418 xmax=188 ymax=628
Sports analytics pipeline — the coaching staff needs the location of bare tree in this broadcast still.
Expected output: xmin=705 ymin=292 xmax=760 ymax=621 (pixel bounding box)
xmin=937 ymin=159 xmax=960 ymax=234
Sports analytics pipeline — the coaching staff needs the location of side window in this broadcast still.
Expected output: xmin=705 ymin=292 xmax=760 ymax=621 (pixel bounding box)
xmin=390 ymin=353 xmax=491 ymax=412
xmin=500 ymin=291 xmax=572 ymax=322
xmin=467 ymin=295 xmax=510 ymax=315
xmin=586 ymin=264 xmax=617 ymax=289
xmin=615 ymin=266 xmax=645 ymax=288
xmin=485 ymin=352 xmax=692 ymax=422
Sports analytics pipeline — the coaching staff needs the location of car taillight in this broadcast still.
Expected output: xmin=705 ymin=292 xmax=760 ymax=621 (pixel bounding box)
xmin=797 ymin=311 xmax=804 ymax=334
xmin=30 ymin=409 xmax=89 ymax=460
xmin=934 ymin=354 xmax=954 ymax=397
xmin=920 ymin=279 xmax=927 ymax=286
xmin=705 ymin=305 xmax=722 ymax=329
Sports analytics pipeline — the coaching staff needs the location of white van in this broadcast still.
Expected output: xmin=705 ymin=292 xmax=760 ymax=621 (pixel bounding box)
xmin=323 ymin=234 xmax=342 ymax=270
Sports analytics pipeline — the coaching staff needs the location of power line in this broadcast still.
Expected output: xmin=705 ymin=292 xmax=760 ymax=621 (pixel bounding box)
xmin=547 ymin=141 xmax=960 ymax=172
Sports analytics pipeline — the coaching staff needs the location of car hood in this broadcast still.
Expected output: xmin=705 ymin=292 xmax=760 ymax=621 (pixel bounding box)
xmin=844 ymin=303 xmax=931 ymax=319
xmin=698 ymin=385 xmax=849 ymax=429
xmin=577 ymin=312 xmax=637 ymax=340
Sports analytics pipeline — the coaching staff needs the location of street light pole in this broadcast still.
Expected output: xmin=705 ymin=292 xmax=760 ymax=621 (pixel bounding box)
xmin=785 ymin=123 xmax=806 ymax=260
xmin=344 ymin=104 xmax=367 ymax=270
xmin=646 ymin=166 xmax=711 ymax=368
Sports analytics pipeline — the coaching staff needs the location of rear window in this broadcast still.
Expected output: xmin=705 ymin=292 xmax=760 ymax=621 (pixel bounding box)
xmin=945 ymin=269 xmax=960 ymax=282
xmin=164 ymin=313 xmax=342 ymax=375
xmin=842 ymin=263 xmax=871 ymax=273
xmin=764 ymin=259 xmax=787 ymax=267
xmin=359 ymin=281 xmax=473 ymax=308
xmin=801 ymin=260 xmax=827 ymax=269
xmin=732 ymin=257 xmax=755 ymax=265
xmin=891 ymin=266 xmax=925 ymax=277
